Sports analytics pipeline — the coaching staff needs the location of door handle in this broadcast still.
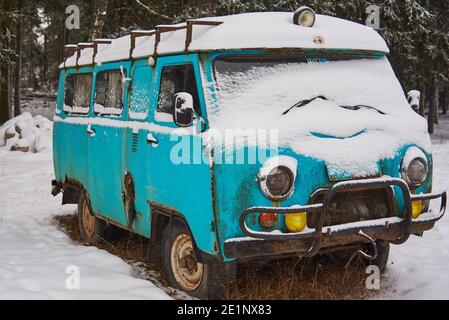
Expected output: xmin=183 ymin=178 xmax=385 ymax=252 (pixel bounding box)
xmin=87 ymin=124 xmax=96 ymax=137
xmin=147 ymin=133 xmax=158 ymax=146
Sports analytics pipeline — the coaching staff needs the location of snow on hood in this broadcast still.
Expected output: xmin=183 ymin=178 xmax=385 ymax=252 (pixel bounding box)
xmin=207 ymin=57 xmax=430 ymax=178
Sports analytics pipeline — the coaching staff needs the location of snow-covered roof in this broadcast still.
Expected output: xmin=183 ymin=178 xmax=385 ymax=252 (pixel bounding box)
xmin=61 ymin=12 xmax=389 ymax=68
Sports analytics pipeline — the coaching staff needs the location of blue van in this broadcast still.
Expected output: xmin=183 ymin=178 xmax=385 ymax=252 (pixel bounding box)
xmin=52 ymin=9 xmax=446 ymax=298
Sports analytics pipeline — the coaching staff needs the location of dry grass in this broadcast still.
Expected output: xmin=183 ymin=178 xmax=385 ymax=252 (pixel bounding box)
xmin=227 ymin=255 xmax=375 ymax=300
xmin=54 ymin=213 xmax=148 ymax=261
xmin=53 ymin=212 xmax=385 ymax=300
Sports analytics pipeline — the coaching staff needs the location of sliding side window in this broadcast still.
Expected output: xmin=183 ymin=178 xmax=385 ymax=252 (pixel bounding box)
xmin=63 ymin=73 xmax=92 ymax=114
xmin=94 ymin=70 xmax=124 ymax=116
xmin=128 ymin=65 xmax=152 ymax=120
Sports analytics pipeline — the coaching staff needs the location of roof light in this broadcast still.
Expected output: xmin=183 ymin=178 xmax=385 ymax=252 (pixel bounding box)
xmin=293 ymin=6 xmax=316 ymax=28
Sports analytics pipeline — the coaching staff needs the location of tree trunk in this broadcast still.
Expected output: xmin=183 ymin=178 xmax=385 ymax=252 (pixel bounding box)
xmin=443 ymin=86 xmax=448 ymax=114
xmin=434 ymin=84 xmax=439 ymax=124
xmin=0 ymin=0 xmax=12 ymax=124
xmin=13 ymin=0 xmax=23 ymax=117
xmin=428 ymin=79 xmax=437 ymax=134
xmin=8 ymin=70 xmax=13 ymax=117
xmin=91 ymin=0 xmax=109 ymax=40
xmin=419 ymin=81 xmax=426 ymax=117
xmin=0 ymin=67 xmax=10 ymax=124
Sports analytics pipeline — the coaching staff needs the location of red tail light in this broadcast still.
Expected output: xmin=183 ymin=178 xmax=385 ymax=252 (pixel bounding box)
xmin=259 ymin=212 xmax=277 ymax=229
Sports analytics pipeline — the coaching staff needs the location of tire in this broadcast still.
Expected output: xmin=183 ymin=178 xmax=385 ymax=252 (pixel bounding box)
xmin=365 ymin=240 xmax=390 ymax=272
xmin=161 ymin=220 xmax=234 ymax=299
xmin=77 ymin=191 xmax=109 ymax=245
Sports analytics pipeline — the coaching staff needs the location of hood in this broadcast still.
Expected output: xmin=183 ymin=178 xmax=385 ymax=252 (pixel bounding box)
xmin=277 ymin=99 xmax=431 ymax=179
xmin=207 ymin=99 xmax=430 ymax=179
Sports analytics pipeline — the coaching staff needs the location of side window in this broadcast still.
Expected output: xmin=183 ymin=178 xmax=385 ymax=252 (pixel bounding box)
xmin=129 ymin=65 xmax=152 ymax=120
xmin=94 ymin=70 xmax=124 ymax=116
xmin=63 ymin=73 xmax=92 ymax=114
xmin=156 ymin=64 xmax=201 ymax=121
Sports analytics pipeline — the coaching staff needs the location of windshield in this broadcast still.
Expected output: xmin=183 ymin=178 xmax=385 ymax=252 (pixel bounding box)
xmin=208 ymin=55 xmax=429 ymax=178
xmin=211 ymin=56 xmax=414 ymax=132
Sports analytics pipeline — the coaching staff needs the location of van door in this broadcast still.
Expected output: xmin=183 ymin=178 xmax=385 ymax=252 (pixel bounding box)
xmin=144 ymin=54 xmax=217 ymax=256
xmin=58 ymin=69 xmax=92 ymax=187
xmin=122 ymin=59 xmax=153 ymax=235
xmin=88 ymin=63 xmax=130 ymax=226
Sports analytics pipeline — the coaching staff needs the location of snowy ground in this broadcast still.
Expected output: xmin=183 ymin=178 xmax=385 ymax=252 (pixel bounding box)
xmin=0 ymin=116 xmax=449 ymax=299
xmin=380 ymin=128 xmax=449 ymax=299
xmin=0 ymin=148 xmax=170 ymax=299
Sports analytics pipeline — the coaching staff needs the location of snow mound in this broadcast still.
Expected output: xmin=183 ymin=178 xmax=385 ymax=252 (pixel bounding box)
xmin=0 ymin=112 xmax=53 ymax=153
xmin=0 ymin=148 xmax=170 ymax=299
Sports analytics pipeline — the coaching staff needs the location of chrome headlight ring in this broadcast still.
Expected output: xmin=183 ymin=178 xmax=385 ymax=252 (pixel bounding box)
xmin=259 ymin=156 xmax=297 ymax=200
xmin=401 ymin=147 xmax=428 ymax=188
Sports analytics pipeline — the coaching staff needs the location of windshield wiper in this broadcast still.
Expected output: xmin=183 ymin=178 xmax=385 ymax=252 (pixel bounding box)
xmin=282 ymin=96 xmax=386 ymax=116
xmin=282 ymin=95 xmax=327 ymax=115
xmin=339 ymin=104 xmax=386 ymax=115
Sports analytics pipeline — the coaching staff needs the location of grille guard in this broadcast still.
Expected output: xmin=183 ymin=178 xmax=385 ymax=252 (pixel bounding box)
xmin=238 ymin=177 xmax=447 ymax=258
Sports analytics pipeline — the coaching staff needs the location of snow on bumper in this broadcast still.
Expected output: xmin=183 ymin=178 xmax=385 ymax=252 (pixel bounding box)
xmin=224 ymin=177 xmax=447 ymax=260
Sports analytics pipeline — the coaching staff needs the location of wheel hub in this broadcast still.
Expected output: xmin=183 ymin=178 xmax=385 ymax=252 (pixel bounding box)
xmin=170 ymin=233 xmax=204 ymax=291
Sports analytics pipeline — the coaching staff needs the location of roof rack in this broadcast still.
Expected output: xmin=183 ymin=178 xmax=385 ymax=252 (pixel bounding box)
xmin=130 ymin=30 xmax=156 ymax=59
xmin=64 ymin=44 xmax=78 ymax=59
xmin=63 ymin=19 xmax=223 ymax=66
xmin=131 ymin=20 xmax=223 ymax=58
xmin=154 ymin=24 xmax=187 ymax=57
xmin=63 ymin=45 xmax=78 ymax=68
xmin=185 ymin=20 xmax=223 ymax=52
xmin=94 ymin=39 xmax=113 ymax=61
xmin=153 ymin=20 xmax=223 ymax=56
xmin=76 ymin=42 xmax=95 ymax=66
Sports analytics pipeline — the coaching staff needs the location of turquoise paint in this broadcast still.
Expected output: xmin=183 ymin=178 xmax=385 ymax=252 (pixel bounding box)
xmin=88 ymin=61 xmax=132 ymax=227
xmin=55 ymin=54 xmax=217 ymax=254
xmin=54 ymin=67 xmax=93 ymax=192
xmin=310 ymin=130 xmax=366 ymax=140
xmin=199 ymin=50 xmax=432 ymax=260
xmin=145 ymin=54 xmax=217 ymax=254
xmin=122 ymin=59 xmax=154 ymax=236
xmin=54 ymin=48 xmax=433 ymax=262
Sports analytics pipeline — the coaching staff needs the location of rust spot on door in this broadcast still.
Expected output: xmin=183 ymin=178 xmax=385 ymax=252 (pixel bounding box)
xmin=123 ymin=172 xmax=137 ymax=229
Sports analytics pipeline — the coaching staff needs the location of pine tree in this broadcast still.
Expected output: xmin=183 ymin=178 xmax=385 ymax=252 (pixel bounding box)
xmin=0 ymin=0 xmax=17 ymax=124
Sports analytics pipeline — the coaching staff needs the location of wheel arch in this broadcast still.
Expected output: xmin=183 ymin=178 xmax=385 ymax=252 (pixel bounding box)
xmin=148 ymin=202 xmax=220 ymax=265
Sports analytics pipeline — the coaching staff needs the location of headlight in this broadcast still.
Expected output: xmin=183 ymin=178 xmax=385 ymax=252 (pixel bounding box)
xmin=403 ymin=158 xmax=427 ymax=187
xmin=401 ymin=147 xmax=428 ymax=188
xmin=265 ymin=166 xmax=294 ymax=198
xmin=259 ymin=156 xmax=297 ymax=200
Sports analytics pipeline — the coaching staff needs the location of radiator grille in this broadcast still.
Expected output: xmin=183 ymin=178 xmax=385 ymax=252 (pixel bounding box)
xmin=307 ymin=187 xmax=394 ymax=228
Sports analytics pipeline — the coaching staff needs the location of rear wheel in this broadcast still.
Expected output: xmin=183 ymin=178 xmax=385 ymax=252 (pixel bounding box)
xmin=77 ymin=191 xmax=109 ymax=245
xmin=161 ymin=221 xmax=234 ymax=299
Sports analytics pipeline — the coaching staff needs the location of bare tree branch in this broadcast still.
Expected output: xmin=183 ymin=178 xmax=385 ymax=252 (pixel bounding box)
xmin=134 ymin=0 xmax=173 ymax=21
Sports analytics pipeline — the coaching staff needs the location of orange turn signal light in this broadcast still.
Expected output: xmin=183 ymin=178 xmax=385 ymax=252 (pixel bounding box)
xmin=259 ymin=212 xmax=278 ymax=229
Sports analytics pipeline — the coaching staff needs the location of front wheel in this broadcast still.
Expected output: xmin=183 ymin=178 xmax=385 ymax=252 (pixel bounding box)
xmin=161 ymin=221 xmax=234 ymax=299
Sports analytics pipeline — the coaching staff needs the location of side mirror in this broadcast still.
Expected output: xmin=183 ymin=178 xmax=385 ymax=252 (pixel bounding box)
xmin=407 ymin=90 xmax=421 ymax=114
xmin=174 ymin=92 xmax=194 ymax=127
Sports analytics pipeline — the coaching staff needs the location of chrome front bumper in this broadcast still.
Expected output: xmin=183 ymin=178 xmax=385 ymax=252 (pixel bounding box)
xmin=224 ymin=177 xmax=447 ymax=260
